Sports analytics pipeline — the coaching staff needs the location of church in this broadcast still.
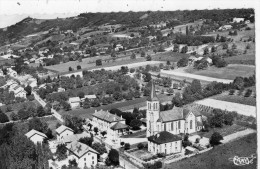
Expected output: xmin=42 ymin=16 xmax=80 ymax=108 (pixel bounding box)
xmin=147 ymin=80 xmax=203 ymax=155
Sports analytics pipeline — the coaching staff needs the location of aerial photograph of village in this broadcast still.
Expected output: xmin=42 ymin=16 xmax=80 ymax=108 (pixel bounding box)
xmin=0 ymin=0 xmax=258 ymax=169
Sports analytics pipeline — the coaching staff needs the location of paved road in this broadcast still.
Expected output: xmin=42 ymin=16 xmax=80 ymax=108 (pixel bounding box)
xmin=32 ymin=91 xmax=64 ymax=122
xmin=160 ymin=69 xmax=233 ymax=84
xmin=222 ymin=128 xmax=256 ymax=144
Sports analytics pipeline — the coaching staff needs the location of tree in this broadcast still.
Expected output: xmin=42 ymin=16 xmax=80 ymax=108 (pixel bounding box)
xmin=113 ymin=91 xmax=123 ymax=101
xmin=18 ymin=109 xmax=30 ymax=120
xmin=186 ymin=25 xmax=189 ymax=35
xmin=28 ymin=117 xmax=48 ymax=133
xmin=76 ymin=65 xmax=81 ymax=70
xmin=124 ymin=143 xmax=131 ymax=150
xmin=223 ymin=113 xmax=234 ymax=125
xmin=37 ymin=105 xmax=46 ymax=117
xmin=83 ymin=98 xmax=91 ymax=109
xmin=94 ymin=127 xmax=99 ymax=135
xmin=130 ymin=119 xmax=142 ymax=130
xmin=233 ymin=77 xmax=244 ymax=90
xmin=130 ymin=53 xmax=136 ymax=59
xmin=0 ymin=110 xmax=9 ymax=123
xmin=222 ymin=43 xmax=228 ymax=49
xmin=96 ymin=59 xmax=102 ymax=66
xmin=101 ymin=131 xmax=107 ymax=138
xmin=69 ymin=67 xmax=73 ymax=71
xmin=92 ymin=143 xmax=107 ymax=155
xmin=91 ymin=98 xmax=100 ymax=107
xmin=143 ymin=72 xmax=151 ymax=82
xmin=79 ymin=137 xmax=93 ymax=147
xmin=211 ymin=46 xmax=217 ymax=53
xmin=167 ymin=88 xmax=174 ymax=95
xmin=203 ymin=47 xmax=209 ymax=55
xmin=77 ymin=91 xmax=85 ymax=99
xmin=210 ymin=132 xmax=223 ymax=146
xmin=108 ymin=149 xmax=119 ymax=166
xmin=232 ymin=43 xmax=237 ymax=50
xmin=180 ymin=46 xmax=188 ymax=53
xmin=25 ymin=85 xmax=32 ymax=95
xmin=190 ymin=79 xmax=202 ymax=94
xmin=177 ymin=57 xmax=189 ymax=67
xmin=229 ymin=89 xmax=235 ymax=95
xmin=173 ymin=44 xmax=179 ymax=52
xmin=146 ymin=55 xmax=152 ymax=61
xmin=209 ymin=109 xmax=224 ymax=128
xmin=56 ymin=144 xmax=67 ymax=160
xmin=137 ymin=143 xmax=144 ymax=149
xmin=141 ymin=51 xmax=146 ymax=57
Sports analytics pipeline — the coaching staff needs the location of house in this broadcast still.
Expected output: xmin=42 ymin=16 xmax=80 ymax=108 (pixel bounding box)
xmin=68 ymin=97 xmax=81 ymax=109
xmin=92 ymin=110 xmax=129 ymax=139
xmin=218 ymin=25 xmax=232 ymax=31
xmin=27 ymin=78 xmax=38 ymax=88
xmin=233 ymin=17 xmax=245 ymax=23
xmin=146 ymin=80 xmax=203 ymax=154
xmin=9 ymin=84 xmax=27 ymax=98
xmin=66 ymin=141 xmax=99 ymax=169
xmin=56 ymin=125 xmax=74 ymax=143
xmin=81 ymin=95 xmax=96 ymax=102
xmin=148 ymin=131 xmax=182 ymax=155
xmin=25 ymin=129 xmax=47 ymax=145
xmin=57 ymin=87 xmax=66 ymax=92
xmin=115 ymin=44 xmax=123 ymax=51
xmin=7 ymin=68 xmax=17 ymax=77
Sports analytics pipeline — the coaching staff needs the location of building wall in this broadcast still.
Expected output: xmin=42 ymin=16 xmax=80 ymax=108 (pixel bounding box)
xmin=146 ymin=100 xmax=160 ymax=137
xmin=57 ymin=130 xmax=74 ymax=143
xmin=67 ymin=152 xmax=97 ymax=169
xmin=70 ymin=102 xmax=80 ymax=109
xmin=30 ymin=135 xmax=45 ymax=145
xmin=185 ymin=112 xmax=197 ymax=134
xmin=148 ymin=140 xmax=182 ymax=155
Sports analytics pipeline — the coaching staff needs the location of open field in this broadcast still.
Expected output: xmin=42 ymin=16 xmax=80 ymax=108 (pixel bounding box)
xmin=165 ymin=133 xmax=257 ymax=169
xmin=196 ymin=98 xmax=256 ymax=117
xmin=210 ymin=93 xmax=256 ymax=106
xmin=152 ymin=51 xmax=190 ymax=62
xmin=225 ymin=54 xmax=255 ymax=65
xmin=184 ymin=64 xmax=255 ymax=80
xmin=160 ymin=69 xmax=233 ymax=84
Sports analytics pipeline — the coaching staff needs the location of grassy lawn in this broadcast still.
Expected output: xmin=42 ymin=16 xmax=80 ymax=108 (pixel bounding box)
xmin=59 ymin=97 xmax=148 ymax=119
xmin=196 ymin=124 xmax=247 ymax=138
xmin=184 ymin=64 xmax=255 ymax=80
xmin=130 ymin=148 xmax=154 ymax=160
xmin=210 ymin=93 xmax=256 ymax=106
xmin=165 ymin=133 xmax=257 ymax=169
xmin=152 ymin=51 xmax=190 ymax=62
xmin=121 ymin=130 xmax=146 ymax=138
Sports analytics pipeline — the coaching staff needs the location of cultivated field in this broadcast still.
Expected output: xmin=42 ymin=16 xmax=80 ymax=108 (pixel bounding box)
xmin=196 ymin=98 xmax=256 ymax=117
xmin=152 ymin=51 xmax=190 ymax=62
xmin=165 ymin=133 xmax=257 ymax=169
xmin=160 ymin=69 xmax=233 ymax=84
xmin=184 ymin=64 xmax=255 ymax=80
xmin=210 ymin=92 xmax=256 ymax=106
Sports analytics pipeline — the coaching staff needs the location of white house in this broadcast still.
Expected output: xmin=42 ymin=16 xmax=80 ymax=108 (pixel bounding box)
xmin=7 ymin=68 xmax=17 ymax=77
xmin=115 ymin=44 xmax=123 ymax=51
xmin=81 ymin=95 xmax=96 ymax=102
xmin=25 ymin=129 xmax=47 ymax=145
xmin=68 ymin=97 xmax=81 ymax=109
xmin=148 ymin=131 xmax=182 ymax=155
xmin=56 ymin=125 xmax=74 ymax=143
xmin=218 ymin=25 xmax=232 ymax=31
xmin=27 ymin=78 xmax=38 ymax=88
xmin=92 ymin=110 xmax=129 ymax=139
xmin=233 ymin=17 xmax=245 ymax=23
xmin=146 ymin=80 xmax=203 ymax=154
xmin=66 ymin=141 xmax=99 ymax=169
xmin=9 ymin=84 xmax=27 ymax=98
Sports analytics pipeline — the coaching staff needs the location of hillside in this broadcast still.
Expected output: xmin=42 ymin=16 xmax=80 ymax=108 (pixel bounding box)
xmin=0 ymin=8 xmax=254 ymax=46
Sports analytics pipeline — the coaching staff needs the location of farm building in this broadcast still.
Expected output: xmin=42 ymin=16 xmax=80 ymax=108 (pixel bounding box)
xmin=68 ymin=97 xmax=81 ymax=109
xmin=25 ymin=129 xmax=47 ymax=145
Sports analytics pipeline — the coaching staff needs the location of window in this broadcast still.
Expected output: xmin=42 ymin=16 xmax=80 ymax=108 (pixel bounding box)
xmin=92 ymin=161 xmax=95 ymax=165
xmin=92 ymin=156 xmax=94 ymax=160
xmin=84 ymin=158 xmax=86 ymax=161
xmin=190 ymin=120 xmax=193 ymax=129
xmin=171 ymin=122 xmax=173 ymax=131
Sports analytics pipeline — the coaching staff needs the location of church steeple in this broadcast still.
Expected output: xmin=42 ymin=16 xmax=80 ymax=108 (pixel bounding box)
xmin=147 ymin=79 xmax=159 ymax=101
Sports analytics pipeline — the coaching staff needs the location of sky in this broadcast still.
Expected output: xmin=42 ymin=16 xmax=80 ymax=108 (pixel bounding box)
xmin=0 ymin=0 xmax=259 ymax=28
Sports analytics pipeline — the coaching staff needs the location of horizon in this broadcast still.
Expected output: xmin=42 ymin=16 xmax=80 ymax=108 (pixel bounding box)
xmin=0 ymin=0 xmax=258 ymax=28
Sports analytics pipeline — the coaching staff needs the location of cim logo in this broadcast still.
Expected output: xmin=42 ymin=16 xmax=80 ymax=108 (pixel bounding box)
xmin=229 ymin=154 xmax=256 ymax=166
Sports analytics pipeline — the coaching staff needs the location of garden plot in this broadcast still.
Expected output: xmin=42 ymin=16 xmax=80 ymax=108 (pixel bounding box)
xmin=196 ymin=98 xmax=256 ymax=117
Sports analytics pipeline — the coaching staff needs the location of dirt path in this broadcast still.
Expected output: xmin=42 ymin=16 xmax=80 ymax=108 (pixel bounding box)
xmin=222 ymin=128 xmax=256 ymax=144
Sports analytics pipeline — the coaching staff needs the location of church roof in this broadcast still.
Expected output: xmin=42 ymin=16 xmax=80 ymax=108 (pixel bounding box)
xmin=148 ymin=131 xmax=182 ymax=144
xmin=147 ymin=80 xmax=159 ymax=101
xmin=110 ymin=122 xmax=129 ymax=130
xmin=158 ymin=107 xmax=201 ymax=122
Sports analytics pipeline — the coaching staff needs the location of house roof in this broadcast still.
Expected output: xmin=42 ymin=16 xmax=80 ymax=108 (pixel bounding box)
xmin=110 ymin=122 xmax=129 ymax=130
xmin=158 ymin=107 xmax=201 ymax=122
xmin=147 ymin=80 xmax=159 ymax=101
xmin=56 ymin=125 xmax=74 ymax=135
xmin=148 ymin=131 xmax=182 ymax=144
xmin=84 ymin=95 xmax=97 ymax=99
xmin=92 ymin=110 xmax=125 ymax=123
xmin=25 ymin=129 xmax=47 ymax=139
xmin=66 ymin=141 xmax=99 ymax=158
xmin=69 ymin=97 xmax=81 ymax=103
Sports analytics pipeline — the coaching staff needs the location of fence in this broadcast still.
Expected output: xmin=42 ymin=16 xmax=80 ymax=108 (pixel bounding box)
xmin=164 ymin=147 xmax=213 ymax=164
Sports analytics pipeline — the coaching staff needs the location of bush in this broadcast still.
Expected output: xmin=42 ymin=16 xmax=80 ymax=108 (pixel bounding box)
xmin=137 ymin=143 xmax=144 ymax=149
xmin=210 ymin=132 xmax=223 ymax=146
xmin=157 ymin=153 xmax=165 ymax=158
xmin=76 ymin=65 xmax=81 ymax=70
xmin=96 ymin=59 xmax=102 ymax=66
xmin=124 ymin=143 xmax=130 ymax=150
xmin=146 ymin=55 xmax=152 ymax=61
xmin=229 ymin=89 xmax=235 ymax=95
xmin=244 ymin=89 xmax=252 ymax=97
xmin=177 ymin=57 xmax=189 ymax=67
xmin=68 ymin=67 xmax=73 ymax=71
xmin=155 ymin=161 xmax=163 ymax=168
